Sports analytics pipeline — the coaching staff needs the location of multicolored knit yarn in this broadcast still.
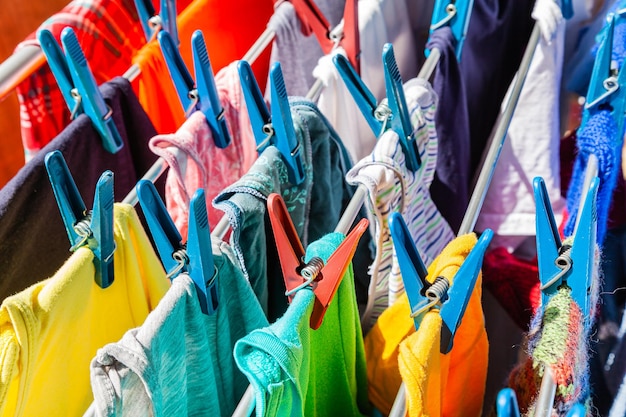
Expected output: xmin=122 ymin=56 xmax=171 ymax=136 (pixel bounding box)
xmin=508 ymin=240 xmax=601 ymax=416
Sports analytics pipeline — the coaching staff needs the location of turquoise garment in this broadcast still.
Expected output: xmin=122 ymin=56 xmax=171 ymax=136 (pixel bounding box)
xmin=89 ymin=239 xmax=268 ymax=417
xmin=214 ymin=98 xmax=373 ymax=321
xmin=234 ymin=233 xmax=370 ymax=417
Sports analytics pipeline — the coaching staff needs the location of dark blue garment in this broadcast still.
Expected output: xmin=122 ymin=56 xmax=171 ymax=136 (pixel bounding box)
xmin=0 ymin=77 xmax=162 ymax=300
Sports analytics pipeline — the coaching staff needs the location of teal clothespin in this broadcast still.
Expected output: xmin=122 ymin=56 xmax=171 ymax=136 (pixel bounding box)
xmin=137 ymin=180 xmax=217 ymax=314
xmin=534 ymin=176 xmax=598 ymax=320
xmin=134 ymin=0 xmax=178 ymax=45
xmin=45 ymin=151 xmax=115 ymax=288
xmin=237 ymin=60 xmax=306 ymax=185
xmin=566 ymin=404 xmax=587 ymax=416
xmin=427 ymin=0 xmax=474 ymax=60
xmin=38 ymin=28 xmax=123 ymax=154
xmin=331 ymin=44 xmax=421 ymax=171
xmin=582 ymin=15 xmax=626 ymax=136
xmin=496 ymin=389 xmax=520 ymax=417
xmin=389 ymin=212 xmax=493 ymax=353
xmin=158 ymin=30 xmax=231 ymax=148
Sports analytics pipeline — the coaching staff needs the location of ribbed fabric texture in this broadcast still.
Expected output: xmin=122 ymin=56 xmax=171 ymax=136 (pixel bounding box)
xmin=563 ymin=110 xmax=620 ymax=243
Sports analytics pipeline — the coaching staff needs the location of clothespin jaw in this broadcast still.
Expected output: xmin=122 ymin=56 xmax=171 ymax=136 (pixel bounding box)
xmin=534 ymin=176 xmax=598 ymax=318
xmin=561 ymin=0 xmax=574 ymax=20
xmin=428 ymin=0 xmax=474 ymax=60
xmin=45 ymin=151 xmax=115 ymax=288
xmin=192 ymin=31 xmax=231 ymax=148
xmin=341 ymin=0 xmax=361 ymax=73
xmin=332 ymin=54 xmax=382 ymax=135
xmin=383 ymin=44 xmax=421 ymax=171
xmin=237 ymin=60 xmax=272 ymax=151
xmin=496 ymin=388 xmax=520 ymax=417
xmin=269 ymin=63 xmax=306 ymax=185
xmin=389 ymin=212 xmax=492 ymax=353
xmin=137 ymin=181 xmax=217 ymax=314
xmin=583 ymin=16 xmax=626 ymax=136
xmin=290 ymin=0 xmax=333 ymax=52
xmin=134 ymin=0 xmax=178 ymax=45
xmin=158 ymin=30 xmax=195 ymax=116
xmin=566 ymin=404 xmax=587 ymax=417
xmin=39 ymin=28 xmax=123 ymax=154
xmin=268 ymin=193 xmax=369 ymax=329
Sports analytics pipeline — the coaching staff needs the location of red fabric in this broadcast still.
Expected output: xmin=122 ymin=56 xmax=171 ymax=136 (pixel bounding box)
xmin=482 ymin=247 xmax=541 ymax=330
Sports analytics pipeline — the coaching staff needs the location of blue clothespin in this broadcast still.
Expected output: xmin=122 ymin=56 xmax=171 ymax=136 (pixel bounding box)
xmin=389 ymin=212 xmax=493 ymax=353
xmin=38 ymin=28 xmax=123 ymax=154
xmin=158 ymin=30 xmax=231 ymax=148
xmin=137 ymin=180 xmax=217 ymax=314
xmin=237 ymin=60 xmax=306 ymax=185
xmin=582 ymin=15 xmax=626 ymax=137
xmin=534 ymin=176 xmax=598 ymax=319
xmin=332 ymin=44 xmax=421 ymax=171
xmin=566 ymin=404 xmax=587 ymax=417
xmin=496 ymin=389 xmax=520 ymax=417
xmin=427 ymin=0 xmax=474 ymax=60
xmin=44 ymin=150 xmax=115 ymax=288
xmin=134 ymin=0 xmax=178 ymax=45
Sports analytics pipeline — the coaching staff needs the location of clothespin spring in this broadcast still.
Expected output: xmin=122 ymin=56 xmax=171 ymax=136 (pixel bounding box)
xmin=69 ymin=210 xmax=118 ymax=260
xmin=285 ymin=256 xmax=325 ymax=296
xmin=584 ymin=68 xmax=620 ymax=109
xmin=430 ymin=3 xmax=458 ymax=31
xmin=540 ymin=244 xmax=573 ymax=290
xmin=410 ymin=276 xmax=450 ymax=318
xmin=255 ymin=124 xmax=276 ymax=152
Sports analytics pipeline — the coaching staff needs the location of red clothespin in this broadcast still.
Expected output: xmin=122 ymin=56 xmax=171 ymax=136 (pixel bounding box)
xmin=288 ymin=0 xmax=360 ymax=73
xmin=268 ymin=193 xmax=369 ymax=329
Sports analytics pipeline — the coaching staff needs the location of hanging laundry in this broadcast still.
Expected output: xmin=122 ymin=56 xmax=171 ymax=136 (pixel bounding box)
xmin=264 ymin=0 xmax=346 ymax=98
xmin=214 ymin=99 xmax=372 ymax=320
xmin=0 ymin=204 xmax=169 ymax=417
xmin=346 ymin=79 xmax=454 ymax=331
xmin=87 ymin=239 xmax=267 ymax=417
xmin=0 ymin=78 xmax=162 ymax=301
xmin=133 ymin=0 xmax=273 ymax=135
xmin=606 ymin=305 xmax=626 ymax=417
xmin=476 ymin=0 xmax=567 ymax=252
xmin=313 ymin=0 xmax=418 ymax=162
xmin=364 ymin=233 xmax=488 ymax=416
xmin=149 ymin=62 xmax=257 ymax=238
xmin=234 ymin=233 xmax=370 ymax=417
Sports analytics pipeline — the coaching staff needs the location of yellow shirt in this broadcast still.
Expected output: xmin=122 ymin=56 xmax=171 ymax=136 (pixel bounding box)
xmin=0 ymin=204 xmax=169 ymax=417
xmin=365 ymin=233 xmax=489 ymax=416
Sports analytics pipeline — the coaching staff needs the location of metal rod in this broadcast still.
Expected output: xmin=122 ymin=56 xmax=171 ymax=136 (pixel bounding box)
xmin=388 ymin=382 xmax=407 ymax=417
xmin=535 ymin=368 xmax=557 ymax=417
xmin=458 ymin=24 xmax=541 ymax=236
xmin=306 ymin=78 xmax=325 ymax=101
xmin=573 ymin=154 xmax=598 ymax=234
xmin=0 ymin=45 xmax=46 ymax=102
xmin=122 ymin=158 xmax=169 ymax=205
xmin=417 ymin=47 xmax=441 ymax=81
xmin=231 ymin=385 xmax=256 ymax=417
xmin=123 ymin=64 xmax=141 ymax=82
xmin=242 ymin=27 xmax=276 ymax=64
xmin=335 ymin=184 xmax=368 ymax=234
xmin=212 ymin=214 xmax=231 ymax=240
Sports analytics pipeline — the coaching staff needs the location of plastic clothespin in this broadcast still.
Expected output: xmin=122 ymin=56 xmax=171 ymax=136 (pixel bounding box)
xmin=134 ymin=0 xmax=178 ymax=45
xmin=582 ymin=15 xmax=626 ymax=136
xmin=158 ymin=30 xmax=231 ymax=148
xmin=427 ymin=0 xmax=474 ymax=60
xmin=496 ymin=388 xmax=520 ymax=417
xmin=534 ymin=176 xmax=598 ymax=319
xmin=45 ymin=150 xmax=115 ymax=288
xmin=332 ymin=44 xmax=421 ymax=171
xmin=238 ymin=60 xmax=306 ymax=184
xmin=290 ymin=0 xmax=360 ymax=73
xmin=566 ymin=404 xmax=587 ymax=417
xmin=137 ymin=180 xmax=217 ymax=315
xmin=268 ymin=193 xmax=369 ymax=329
xmin=38 ymin=28 xmax=123 ymax=154
xmin=389 ymin=212 xmax=493 ymax=353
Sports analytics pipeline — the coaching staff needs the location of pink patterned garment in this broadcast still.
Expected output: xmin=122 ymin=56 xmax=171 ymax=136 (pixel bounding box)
xmin=149 ymin=62 xmax=257 ymax=238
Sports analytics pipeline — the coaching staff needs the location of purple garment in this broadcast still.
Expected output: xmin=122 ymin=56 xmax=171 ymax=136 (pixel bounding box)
xmin=0 ymin=77 xmax=162 ymax=300
xmin=427 ymin=27 xmax=470 ymax=233
xmin=460 ymin=0 xmax=535 ymax=179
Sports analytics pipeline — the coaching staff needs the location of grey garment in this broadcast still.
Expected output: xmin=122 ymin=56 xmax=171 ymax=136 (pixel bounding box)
xmin=214 ymin=98 xmax=373 ymax=322
xmin=265 ymin=0 xmax=345 ymax=97
xmin=89 ymin=239 xmax=268 ymax=417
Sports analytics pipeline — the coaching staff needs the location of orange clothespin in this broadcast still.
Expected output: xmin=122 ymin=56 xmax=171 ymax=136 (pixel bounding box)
xmin=289 ymin=0 xmax=360 ymax=73
xmin=268 ymin=193 xmax=368 ymax=329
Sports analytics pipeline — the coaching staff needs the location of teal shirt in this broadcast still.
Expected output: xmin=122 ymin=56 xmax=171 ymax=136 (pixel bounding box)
xmin=234 ymin=233 xmax=370 ymax=416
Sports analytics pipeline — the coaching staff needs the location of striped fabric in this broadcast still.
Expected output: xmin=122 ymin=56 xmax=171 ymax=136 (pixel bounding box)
xmin=346 ymin=78 xmax=455 ymax=332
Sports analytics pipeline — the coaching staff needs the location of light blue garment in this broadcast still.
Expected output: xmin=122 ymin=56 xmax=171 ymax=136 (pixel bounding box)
xmin=88 ymin=239 xmax=268 ymax=417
